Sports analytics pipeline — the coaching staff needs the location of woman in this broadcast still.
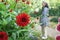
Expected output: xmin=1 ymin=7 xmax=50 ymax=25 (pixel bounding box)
xmin=40 ymin=1 xmax=49 ymax=39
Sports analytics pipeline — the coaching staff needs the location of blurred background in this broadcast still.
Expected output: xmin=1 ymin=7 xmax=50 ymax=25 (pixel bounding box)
xmin=0 ymin=0 xmax=60 ymax=40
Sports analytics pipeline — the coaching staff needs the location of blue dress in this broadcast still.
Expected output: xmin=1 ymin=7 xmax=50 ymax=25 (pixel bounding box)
xmin=40 ymin=7 xmax=49 ymax=26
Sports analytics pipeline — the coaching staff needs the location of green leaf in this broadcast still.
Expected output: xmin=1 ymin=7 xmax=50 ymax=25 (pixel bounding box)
xmin=8 ymin=37 xmax=13 ymax=40
xmin=2 ymin=19 xmax=7 ymax=26
xmin=9 ymin=3 xmax=16 ymax=9
xmin=7 ymin=0 xmax=16 ymax=9
xmin=12 ymin=33 xmax=16 ymax=40
xmin=0 ymin=3 xmax=6 ymax=11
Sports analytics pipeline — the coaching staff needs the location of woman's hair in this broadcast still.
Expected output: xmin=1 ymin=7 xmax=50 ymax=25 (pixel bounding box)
xmin=45 ymin=3 xmax=49 ymax=8
xmin=42 ymin=1 xmax=49 ymax=12
xmin=43 ymin=1 xmax=49 ymax=8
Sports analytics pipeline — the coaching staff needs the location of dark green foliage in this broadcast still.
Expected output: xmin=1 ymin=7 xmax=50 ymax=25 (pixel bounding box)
xmin=50 ymin=17 xmax=58 ymax=23
xmin=49 ymin=3 xmax=60 ymax=16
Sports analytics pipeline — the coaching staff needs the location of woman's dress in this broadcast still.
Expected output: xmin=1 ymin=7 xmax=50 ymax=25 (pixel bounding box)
xmin=40 ymin=7 xmax=49 ymax=27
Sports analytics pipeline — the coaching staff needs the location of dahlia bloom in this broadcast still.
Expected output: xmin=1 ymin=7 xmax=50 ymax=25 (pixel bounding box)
xmin=26 ymin=1 xmax=30 ymax=4
xmin=16 ymin=13 xmax=30 ymax=27
xmin=22 ymin=0 xmax=25 ymax=2
xmin=0 ymin=31 xmax=8 ymax=40
xmin=56 ymin=24 xmax=60 ymax=32
xmin=56 ymin=35 xmax=60 ymax=40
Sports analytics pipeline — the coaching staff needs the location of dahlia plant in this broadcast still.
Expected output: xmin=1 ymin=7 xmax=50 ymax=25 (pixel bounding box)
xmin=0 ymin=0 xmax=40 ymax=40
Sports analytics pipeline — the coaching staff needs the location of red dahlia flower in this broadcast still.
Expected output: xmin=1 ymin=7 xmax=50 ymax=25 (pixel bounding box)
xmin=22 ymin=0 xmax=25 ymax=2
xmin=0 ymin=32 xmax=8 ymax=40
xmin=16 ymin=13 xmax=30 ymax=27
xmin=26 ymin=1 xmax=30 ymax=4
xmin=56 ymin=24 xmax=60 ymax=32
xmin=56 ymin=35 xmax=60 ymax=40
xmin=16 ymin=0 xmax=18 ymax=3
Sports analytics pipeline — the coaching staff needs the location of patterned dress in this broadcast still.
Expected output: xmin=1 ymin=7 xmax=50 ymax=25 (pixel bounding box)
xmin=40 ymin=7 xmax=49 ymax=27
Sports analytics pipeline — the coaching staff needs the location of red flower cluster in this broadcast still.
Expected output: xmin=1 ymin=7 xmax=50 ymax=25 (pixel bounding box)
xmin=0 ymin=32 xmax=8 ymax=40
xmin=56 ymin=24 xmax=60 ymax=32
xmin=16 ymin=13 xmax=30 ymax=27
xmin=56 ymin=35 xmax=60 ymax=40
